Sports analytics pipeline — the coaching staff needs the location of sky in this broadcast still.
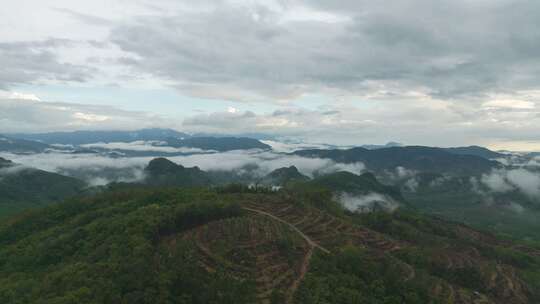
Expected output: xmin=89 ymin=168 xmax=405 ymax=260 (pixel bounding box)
xmin=2 ymin=0 xmax=540 ymax=150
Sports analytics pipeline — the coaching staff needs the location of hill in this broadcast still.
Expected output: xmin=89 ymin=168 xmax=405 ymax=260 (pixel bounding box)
xmin=308 ymin=171 xmax=401 ymax=198
xmin=443 ymin=146 xmax=505 ymax=159
xmin=260 ymin=166 xmax=310 ymax=186
xmin=294 ymin=146 xmax=500 ymax=176
xmin=0 ymin=157 xmax=13 ymax=168
xmin=0 ymin=158 xmax=86 ymax=218
xmin=0 ymin=187 xmax=538 ymax=303
xmin=0 ymin=134 xmax=50 ymax=153
xmin=397 ymin=172 xmax=540 ymax=242
xmin=144 ymin=158 xmax=212 ymax=187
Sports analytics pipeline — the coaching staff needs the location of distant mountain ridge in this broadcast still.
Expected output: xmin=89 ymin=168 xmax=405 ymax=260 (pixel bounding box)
xmin=442 ymin=145 xmax=505 ymax=159
xmin=360 ymin=142 xmax=403 ymax=150
xmin=5 ymin=129 xmax=272 ymax=153
xmin=9 ymin=128 xmax=190 ymax=145
xmin=293 ymin=146 xmax=500 ymax=175
xmin=165 ymin=136 xmax=271 ymax=152
xmin=0 ymin=134 xmax=50 ymax=153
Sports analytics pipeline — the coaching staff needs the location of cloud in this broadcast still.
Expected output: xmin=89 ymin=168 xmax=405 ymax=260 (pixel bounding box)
xmin=506 ymin=201 xmax=526 ymax=214
xmin=506 ymin=169 xmax=540 ymax=198
xmin=0 ymin=164 xmax=29 ymax=177
xmin=481 ymin=171 xmax=515 ymax=193
xmin=482 ymin=99 xmax=535 ymax=110
xmin=0 ymin=149 xmax=365 ymax=185
xmin=479 ymin=168 xmax=540 ymax=198
xmin=336 ymin=192 xmax=399 ymax=213
xmin=260 ymin=140 xmax=339 ymax=153
xmin=383 ymin=166 xmax=419 ymax=192
xmin=80 ymin=141 xmax=209 ymax=153
xmin=102 ymin=0 xmax=540 ymax=102
xmin=2 ymin=1 xmax=540 ymax=149
xmin=0 ymin=98 xmax=171 ymax=133
xmin=0 ymin=39 xmax=94 ymax=89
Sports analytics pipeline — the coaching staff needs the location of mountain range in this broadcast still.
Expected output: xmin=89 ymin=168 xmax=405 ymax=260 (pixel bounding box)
xmin=294 ymin=146 xmax=501 ymax=176
xmin=9 ymin=128 xmax=190 ymax=145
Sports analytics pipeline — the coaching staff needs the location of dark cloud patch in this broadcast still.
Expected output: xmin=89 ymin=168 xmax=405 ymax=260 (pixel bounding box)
xmin=0 ymin=39 xmax=94 ymax=88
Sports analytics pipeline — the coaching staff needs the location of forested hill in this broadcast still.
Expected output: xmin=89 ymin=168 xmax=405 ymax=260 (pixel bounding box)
xmin=293 ymin=146 xmax=500 ymax=175
xmin=0 ymin=186 xmax=538 ymax=304
xmin=0 ymin=159 xmax=86 ymax=218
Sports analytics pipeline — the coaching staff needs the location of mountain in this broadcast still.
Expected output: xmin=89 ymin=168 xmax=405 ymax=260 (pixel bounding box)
xmin=443 ymin=145 xmax=506 ymax=159
xmin=0 ymin=158 xmax=86 ymax=218
xmin=0 ymin=157 xmax=13 ymax=168
xmin=10 ymin=128 xmax=189 ymax=145
xmin=166 ymin=136 xmax=271 ymax=152
xmin=294 ymin=146 xmax=500 ymax=176
xmin=144 ymin=158 xmax=212 ymax=187
xmin=0 ymin=186 xmax=538 ymax=303
xmin=191 ymin=132 xmax=278 ymax=141
xmin=360 ymin=141 xmax=403 ymax=150
xmin=260 ymin=166 xmax=310 ymax=186
xmin=0 ymin=134 xmax=50 ymax=153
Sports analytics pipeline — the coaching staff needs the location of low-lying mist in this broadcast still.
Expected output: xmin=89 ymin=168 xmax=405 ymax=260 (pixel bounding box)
xmin=0 ymin=148 xmax=366 ymax=186
xmin=336 ymin=192 xmax=400 ymax=213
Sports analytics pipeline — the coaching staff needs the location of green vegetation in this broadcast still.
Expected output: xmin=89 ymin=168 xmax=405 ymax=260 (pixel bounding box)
xmin=144 ymin=158 xmax=212 ymax=187
xmin=308 ymin=171 xmax=403 ymax=201
xmin=0 ymin=163 xmax=86 ymax=219
xmin=402 ymin=173 xmax=540 ymax=242
xmin=0 ymin=185 xmax=539 ymax=303
xmin=0 ymin=188 xmax=254 ymax=304
xmin=295 ymin=247 xmax=431 ymax=304
xmin=260 ymin=165 xmax=310 ymax=186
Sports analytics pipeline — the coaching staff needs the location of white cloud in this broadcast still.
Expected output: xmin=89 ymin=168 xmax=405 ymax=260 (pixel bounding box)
xmin=481 ymin=171 xmax=515 ymax=193
xmin=73 ymin=112 xmax=110 ymax=122
xmin=80 ymin=141 xmax=209 ymax=153
xmin=506 ymin=169 xmax=540 ymax=198
xmin=0 ymin=91 xmax=41 ymax=101
xmin=482 ymin=99 xmax=535 ymax=110
xmin=0 ymin=98 xmax=172 ymax=133
xmin=479 ymin=168 xmax=540 ymax=198
xmin=336 ymin=192 xmax=399 ymax=213
xmin=0 ymin=149 xmax=365 ymax=184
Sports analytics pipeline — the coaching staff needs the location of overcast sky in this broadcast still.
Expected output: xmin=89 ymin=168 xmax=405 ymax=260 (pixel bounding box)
xmin=2 ymin=0 xmax=540 ymax=150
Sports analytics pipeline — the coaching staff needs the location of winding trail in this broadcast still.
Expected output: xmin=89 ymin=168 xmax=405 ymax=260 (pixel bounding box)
xmin=242 ymin=206 xmax=331 ymax=304
xmin=285 ymin=247 xmax=313 ymax=303
xmin=242 ymin=207 xmax=331 ymax=254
